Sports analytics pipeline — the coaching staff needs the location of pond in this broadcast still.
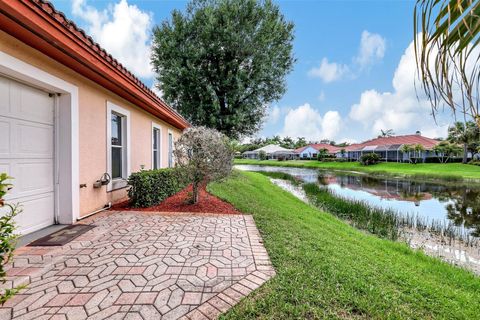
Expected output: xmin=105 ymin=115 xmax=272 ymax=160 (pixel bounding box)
xmin=235 ymin=165 xmax=480 ymax=237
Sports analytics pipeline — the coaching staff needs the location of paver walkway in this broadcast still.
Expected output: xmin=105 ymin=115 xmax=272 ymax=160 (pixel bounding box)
xmin=0 ymin=211 xmax=274 ymax=320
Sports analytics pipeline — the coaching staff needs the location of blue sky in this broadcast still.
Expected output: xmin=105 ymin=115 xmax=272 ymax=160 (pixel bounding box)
xmin=52 ymin=0 xmax=453 ymax=143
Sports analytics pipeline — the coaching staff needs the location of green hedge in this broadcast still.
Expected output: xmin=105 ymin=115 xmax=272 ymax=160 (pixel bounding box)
xmin=360 ymin=153 xmax=380 ymax=166
xmin=127 ymin=168 xmax=187 ymax=208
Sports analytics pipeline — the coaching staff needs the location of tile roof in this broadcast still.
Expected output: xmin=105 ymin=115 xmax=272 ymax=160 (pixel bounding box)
xmin=344 ymin=134 xmax=440 ymax=151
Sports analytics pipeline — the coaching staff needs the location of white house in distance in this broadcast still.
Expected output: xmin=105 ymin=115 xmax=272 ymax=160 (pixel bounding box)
xmin=243 ymin=144 xmax=296 ymax=160
xmin=295 ymin=143 xmax=341 ymax=159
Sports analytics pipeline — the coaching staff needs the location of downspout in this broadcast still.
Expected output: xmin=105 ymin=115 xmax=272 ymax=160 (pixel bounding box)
xmin=77 ymin=202 xmax=112 ymax=221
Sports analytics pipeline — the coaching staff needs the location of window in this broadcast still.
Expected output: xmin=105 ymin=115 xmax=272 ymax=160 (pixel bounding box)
xmin=107 ymin=102 xmax=130 ymax=191
xmin=168 ymin=131 xmax=173 ymax=168
xmin=152 ymin=124 xmax=161 ymax=170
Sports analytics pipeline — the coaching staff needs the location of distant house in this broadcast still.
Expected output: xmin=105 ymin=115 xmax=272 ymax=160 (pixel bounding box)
xmin=295 ymin=144 xmax=340 ymax=159
xmin=344 ymin=133 xmax=441 ymax=162
xmin=243 ymin=144 xmax=296 ymax=160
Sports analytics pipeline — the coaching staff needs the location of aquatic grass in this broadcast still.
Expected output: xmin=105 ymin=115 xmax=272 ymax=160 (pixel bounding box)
xmin=256 ymin=171 xmax=302 ymax=185
xmin=303 ymin=183 xmax=400 ymax=240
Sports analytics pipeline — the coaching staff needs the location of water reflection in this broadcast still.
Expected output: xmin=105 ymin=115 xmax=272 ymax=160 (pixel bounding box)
xmin=235 ymin=165 xmax=480 ymax=236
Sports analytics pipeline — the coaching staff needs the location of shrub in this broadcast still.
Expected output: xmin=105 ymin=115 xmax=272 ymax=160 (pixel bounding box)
xmin=0 ymin=174 xmax=24 ymax=304
xmin=469 ymin=159 xmax=480 ymax=166
xmin=360 ymin=153 xmax=380 ymax=166
xmin=259 ymin=150 xmax=267 ymax=160
xmin=127 ymin=168 xmax=187 ymax=208
xmin=174 ymin=127 xmax=233 ymax=204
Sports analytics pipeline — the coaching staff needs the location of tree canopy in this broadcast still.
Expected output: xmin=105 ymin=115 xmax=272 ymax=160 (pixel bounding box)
xmin=151 ymin=0 xmax=295 ymax=139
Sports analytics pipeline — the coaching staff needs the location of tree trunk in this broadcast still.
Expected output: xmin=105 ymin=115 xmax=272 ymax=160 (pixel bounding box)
xmin=463 ymin=143 xmax=468 ymax=164
xmin=192 ymin=182 xmax=199 ymax=204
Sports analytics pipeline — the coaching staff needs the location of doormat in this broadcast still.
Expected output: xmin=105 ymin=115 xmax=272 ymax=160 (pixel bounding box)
xmin=27 ymin=224 xmax=95 ymax=246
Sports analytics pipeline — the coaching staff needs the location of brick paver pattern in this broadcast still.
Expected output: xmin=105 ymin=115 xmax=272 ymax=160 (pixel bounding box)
xmin=0 ymin=212 xmax=275 ymax=320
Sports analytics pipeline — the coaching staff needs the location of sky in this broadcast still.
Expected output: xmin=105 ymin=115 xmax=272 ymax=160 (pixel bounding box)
xmin=51 ymin=0 xmax=456 ymax=143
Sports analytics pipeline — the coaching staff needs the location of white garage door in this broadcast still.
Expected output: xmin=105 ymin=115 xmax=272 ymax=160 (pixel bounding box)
xmin=0 ymin=75 xmax=55 ymax=235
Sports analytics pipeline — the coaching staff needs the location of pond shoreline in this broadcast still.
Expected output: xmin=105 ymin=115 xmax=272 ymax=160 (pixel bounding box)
xmin=269 ymin=175 xmax=480 ymax=275
xmin=234 ymin=159 xmax=480 ymax=185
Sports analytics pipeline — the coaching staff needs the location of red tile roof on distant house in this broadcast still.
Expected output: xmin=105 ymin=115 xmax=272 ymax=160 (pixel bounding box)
xmin=0 ymin=0 xmax=189 ymax=129
xmin=295 ymin=143 xmax=341 ymax=154
xmin=344 ymin=134 xmax=440 ymax=151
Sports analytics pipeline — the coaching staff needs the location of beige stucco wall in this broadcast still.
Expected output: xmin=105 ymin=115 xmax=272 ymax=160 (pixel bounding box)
xmin=0 ymin=30 xmax=182 ymax=216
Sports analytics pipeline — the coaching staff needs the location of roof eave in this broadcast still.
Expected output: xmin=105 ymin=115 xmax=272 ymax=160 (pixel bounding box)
xmin=0 ymin=0 xmax=189 ymax=130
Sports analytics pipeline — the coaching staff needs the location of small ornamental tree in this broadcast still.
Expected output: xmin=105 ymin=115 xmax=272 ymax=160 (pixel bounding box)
xmin=401 ymin=144 xmax=414 ymax=163
xmin=433 ymin=142 xmax=462 ymax=164
xmin=317 ymin=148 xmax=328 ymax=161
xmin=413 ymin=144 xmax=425 ymax=164
xmin=259 ymin=150 xmax=267 ymax=161
xmin=173 ymin=127 xmax=233 ymax=204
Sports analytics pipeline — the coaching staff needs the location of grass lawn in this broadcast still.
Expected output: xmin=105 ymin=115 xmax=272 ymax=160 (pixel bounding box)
xmin=234 ymin=158 xmax=480 ymax=181
xmin=208 ymin=171 xmax=480 ymax=319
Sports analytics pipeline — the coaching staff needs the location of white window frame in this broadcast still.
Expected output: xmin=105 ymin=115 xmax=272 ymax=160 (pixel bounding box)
xmin=168 ymin=129 xmax=174 ymax=168
xmin=152 ymin=122 xmax=162 ymax=170
xmin=106 ymin=101 xmax=130 ymax=191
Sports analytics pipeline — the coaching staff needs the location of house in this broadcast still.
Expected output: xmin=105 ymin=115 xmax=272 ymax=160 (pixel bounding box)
xmin=295 ymin=143 xmax=341 ymax=159
xmin=243 ymin=144 xmax=296 ymax=160
xmin=344 ymin=133 xmax=441 ymax=162
xmin=0 ymin=0 xmax=189 ymax=235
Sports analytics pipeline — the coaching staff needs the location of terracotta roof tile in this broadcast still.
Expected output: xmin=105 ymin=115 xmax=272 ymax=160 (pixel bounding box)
xmin=23 ymin=0 xmax=188 ymax=126
xmin=344 ymin=135 xmax=440 ymax=151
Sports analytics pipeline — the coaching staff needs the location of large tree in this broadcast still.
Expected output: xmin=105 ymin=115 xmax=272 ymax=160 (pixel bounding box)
xmin=151 ymin=0 xmax=295 ymax=139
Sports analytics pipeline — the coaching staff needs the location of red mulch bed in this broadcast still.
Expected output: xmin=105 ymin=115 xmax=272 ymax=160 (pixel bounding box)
xmin=112 ymin=184 xmax=241 ymax=214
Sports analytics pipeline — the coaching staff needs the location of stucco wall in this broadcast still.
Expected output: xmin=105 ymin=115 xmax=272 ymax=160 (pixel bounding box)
xmin=0 ymin=31 xmax=183 ymax=217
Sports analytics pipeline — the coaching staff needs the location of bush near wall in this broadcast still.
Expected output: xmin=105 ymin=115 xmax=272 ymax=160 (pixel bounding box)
xmin=127 ymin=168 xmax=187 ymax=208
xmin=469 ymin=160 xmax=480 ymax=166
xmin=360 ymin=153 xmax=380 ymax=166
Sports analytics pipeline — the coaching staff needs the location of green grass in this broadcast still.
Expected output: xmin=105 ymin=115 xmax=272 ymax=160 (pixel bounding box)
xmin=208 ymin=171 xmax=480 ymax=319
xmin=234 ymin=159 xmax=480 ymax=181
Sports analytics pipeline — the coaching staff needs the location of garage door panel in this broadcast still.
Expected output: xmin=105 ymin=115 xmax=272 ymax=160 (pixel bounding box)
xmin=0 ymin=76 xmax=55 ymax=235
xmin=0 ymin=120 xmax=10 ymax=154
xmin=15 ymin=160 xmax=54 ymax=196
xmin=11 ymin=81 xmax=54 ymax=125
xmin=16 ymin=121 xmax=53 ymax=157
xmin=10 ymin=193 xmax=55 ymax=235
xmin=0 ymin=77 xmax=10 ymax=115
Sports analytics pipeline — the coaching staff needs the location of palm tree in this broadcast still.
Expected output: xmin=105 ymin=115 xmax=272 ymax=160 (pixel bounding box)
xmin=414 ymin=0 xmax=480 ymax=126
xmin=413 ymin=144 xmax=426 ymax=164
xmin=447 ymin=121 xmax=478 ymax=163
xmin=433 ymin=141 xmax=463 ymax=163
xmin=401 ymin=144 xmax=414 ymax=163
xmin=379 ymin=129 xmax=395 ymax=138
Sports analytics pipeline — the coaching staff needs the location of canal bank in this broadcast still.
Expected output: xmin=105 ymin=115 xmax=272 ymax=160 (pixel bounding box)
xmin=236 ymin=165 xmax=480 ymax=274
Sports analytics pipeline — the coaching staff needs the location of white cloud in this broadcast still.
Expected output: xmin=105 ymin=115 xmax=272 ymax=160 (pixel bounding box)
xmin=318 ymin=90 xmax=326 ymax=102
xmin=348 ymin=39 xmax=449 ymax=138
xmin=280 ymin=103 xmax=342 ymax=141
xmin=72 ymin=0 xmax=154 ymax=79
xmin=354 ymin=31 xmax=386 ymax=69
xmin=308 ymin=58 xmax=350 ymax=83
xmin=268 ymin=106 xmax=281 ymax=124
xmin=151 ymin=81 xmax=164 ymax=98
